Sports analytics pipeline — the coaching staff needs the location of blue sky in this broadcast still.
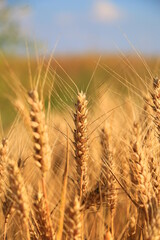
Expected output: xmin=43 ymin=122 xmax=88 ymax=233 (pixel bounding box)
xmin=9 ymin=0 xmax=160 ymax=55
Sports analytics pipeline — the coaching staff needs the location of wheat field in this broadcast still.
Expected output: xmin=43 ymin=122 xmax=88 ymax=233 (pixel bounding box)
xmin=0 ymin=54 xmax=160 ymax=240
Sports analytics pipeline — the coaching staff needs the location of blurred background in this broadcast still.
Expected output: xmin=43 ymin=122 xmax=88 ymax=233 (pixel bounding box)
xmin=0 ymin=0 xmax=160 ymax=128
xmin=1 ymin=0 xmax=160 ymax=55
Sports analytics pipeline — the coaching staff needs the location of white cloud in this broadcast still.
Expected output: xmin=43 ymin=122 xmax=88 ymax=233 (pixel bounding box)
xmin=92 ymin=1 xmax=121 ymax=22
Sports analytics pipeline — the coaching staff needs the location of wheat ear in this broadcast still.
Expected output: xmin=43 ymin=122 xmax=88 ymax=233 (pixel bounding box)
xmin=65 ymin=194 xmax=82 ymax=240
xmin=149 ymin=210 xmax=160 ymax=240
xmin=100 ymin=126 xmax=117 ymax=237
xmin=27 ymin=90 xmax=51 ymax=173
xmin=0 ymin=138 xmax=12 ymax=240
xmin=129 ymin=122 xmax=156 ymax=238
xmin=34 ymin=191 xmax=55 ymax=240
xmin=7 ymin=159 xmax=30 ymax=239
xmin=126 ymin=216 xmax=137 ymax=240
xmin=140 ymin=100 xmax=160 ymax=206
xmin=74 ymin=91 xmax=89 ymax=200
xmin=0 ymin=138 xmax=8 ymax=193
